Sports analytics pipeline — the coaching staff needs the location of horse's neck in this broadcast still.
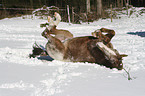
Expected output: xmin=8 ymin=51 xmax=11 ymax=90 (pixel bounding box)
xmin=50 ymin=27 xmax=57 ymax=34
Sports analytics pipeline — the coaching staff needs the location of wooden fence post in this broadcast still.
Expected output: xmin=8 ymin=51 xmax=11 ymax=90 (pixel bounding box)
xmin=126 ymin=0 xmax=129 ymax=15
xmin=67 ymin=5 xmax=71 ymax=25
xmin=72 ymin=7 xmax=74 ymax=23
xmin=110 ymin=4 xmax=113 ymax=22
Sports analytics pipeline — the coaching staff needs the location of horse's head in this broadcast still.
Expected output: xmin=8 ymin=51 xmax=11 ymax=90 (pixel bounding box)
xmin=107 ymin=55 xmax=122 ymax=70
xmin=105 ymin=52 xmax=128 ymax=70
xmin=41 ymin=28 xmax=50 ymax=39
xmin=51 ymin=25 xmax=57 ymax=31
xmin=42 ymin=26 xmax=57 ymax=39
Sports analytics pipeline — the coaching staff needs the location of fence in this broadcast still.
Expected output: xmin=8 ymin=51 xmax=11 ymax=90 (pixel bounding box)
xmin=0 ymin=6 xmax=102 ymax=23
xmin=0 ymin=7 xmax=34 ymax=19
xmin=0 ymin=7 xmax=68 ymax=21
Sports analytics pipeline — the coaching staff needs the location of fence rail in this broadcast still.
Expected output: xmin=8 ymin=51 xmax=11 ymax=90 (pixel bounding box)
xmin=0 ymin=8 xmax=66 ymax=11
xmin=0 ymin=8 xmax=34 ymax=10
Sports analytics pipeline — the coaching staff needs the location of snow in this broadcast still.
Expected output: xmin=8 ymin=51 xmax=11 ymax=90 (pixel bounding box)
xmin=1 ymin=8 xmax=145 ymax=96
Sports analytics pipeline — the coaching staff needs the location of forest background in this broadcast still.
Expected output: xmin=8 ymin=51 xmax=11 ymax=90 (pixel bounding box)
xmin=0 ymin=0 xmax=145 ymax=21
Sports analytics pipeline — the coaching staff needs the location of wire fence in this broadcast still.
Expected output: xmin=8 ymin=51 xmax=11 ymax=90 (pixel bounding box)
xmin=0 ymin=6 xmax=108 ymax=23
xmin=0 ymin=8 xmax=34 ymax=10
xmin=0 ymin=7 xmax=67 ymax=20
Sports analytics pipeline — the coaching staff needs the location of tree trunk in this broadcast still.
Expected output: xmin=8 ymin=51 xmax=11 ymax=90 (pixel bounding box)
xmin=124 ymin=0 xmax=127 ymax=6
xmin=117 ymin=0 xmax=121 ymax=8
xmin=2 ymin=0 xmax=7 ymax=16
xmin=121 ymin=0 xmax=123 ymax=7
xmin=127 ymin=0 xmax=129 ymax=4
xmin=86 ymin=0 xmax=91 ymax=13
xmin=97 ymin=0 xmax=102 ymax=16
xmin=30 ymin=0 xmax=33 ymax=8
xmin=39 ymin=0 xmax=42 ymax=7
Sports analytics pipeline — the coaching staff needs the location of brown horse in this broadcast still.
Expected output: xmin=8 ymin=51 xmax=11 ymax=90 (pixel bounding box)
xmin=42 ymin=26 xmax=73 ymax=41
xmin=42 ymin=28 xmax=127 ymax=70
xmin=42 ymin=13 xmax=73 ymax=41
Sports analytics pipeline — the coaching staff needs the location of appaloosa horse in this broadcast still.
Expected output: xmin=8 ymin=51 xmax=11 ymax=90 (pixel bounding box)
xmin=42 ymin=28 xmax=127 ymax=70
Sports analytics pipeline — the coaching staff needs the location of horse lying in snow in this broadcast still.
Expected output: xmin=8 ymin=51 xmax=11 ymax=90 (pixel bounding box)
xmin=30 ymin=12 xmax=73 ymax=60
xmin=42 ymin=12 xmax=73 ymax=41
xmin=42 ymin=25 xmax=73 ymax=41
xmin=42 ymin=28 xmax=127 ymax=70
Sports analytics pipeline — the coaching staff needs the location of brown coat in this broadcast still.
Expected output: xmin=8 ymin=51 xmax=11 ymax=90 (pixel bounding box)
xmin=42 ymin=26 xmax=73 ymax=41
xmin=43 ymin=28 xmax=127 ymax=70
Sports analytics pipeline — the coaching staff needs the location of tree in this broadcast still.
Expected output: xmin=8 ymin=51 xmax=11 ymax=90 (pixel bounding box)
xmin=30 ymin=0 xmax=33 ymax=8
xmin=39 ymin=0 xmax=42 ymax=7
xmin=121 ymin=0 xmax=124 ymax=7
xmin=117 ymin=0 xmax=121 ymax=8
xmin=86 ymin=0 xmax=91 ymax=13
xmin=97 ymin=0 xmax=102 ymax=16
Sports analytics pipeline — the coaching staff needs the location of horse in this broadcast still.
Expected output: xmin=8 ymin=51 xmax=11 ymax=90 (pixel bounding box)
xmin=42 ymin=28 xmax=127 ymax=70
xmin=41 ymin=12 xmax=73 ymax=41
xmin=42 ymin=25 xmax=73 ymax=41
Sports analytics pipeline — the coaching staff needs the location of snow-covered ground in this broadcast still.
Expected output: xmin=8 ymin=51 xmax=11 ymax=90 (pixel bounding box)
xmin=0 ymin=8 xmax=145 ymax=96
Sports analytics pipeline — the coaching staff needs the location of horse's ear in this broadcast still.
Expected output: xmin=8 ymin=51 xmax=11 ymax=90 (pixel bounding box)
xmin=120 ymin=54 xmax=128 ymax=57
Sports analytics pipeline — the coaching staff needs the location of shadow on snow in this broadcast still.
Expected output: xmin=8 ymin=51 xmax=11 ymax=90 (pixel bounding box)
xmin=127 ymin=31 xmax=145 ymax=37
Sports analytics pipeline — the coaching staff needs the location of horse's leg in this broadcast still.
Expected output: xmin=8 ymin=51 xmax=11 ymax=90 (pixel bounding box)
xmin=92 ymin=29 xmax=113 ymax=48
xmin=45 ymin=35 xmax=65 ymax=60
xmin=97 ymin=28 xmax=115 ymax=48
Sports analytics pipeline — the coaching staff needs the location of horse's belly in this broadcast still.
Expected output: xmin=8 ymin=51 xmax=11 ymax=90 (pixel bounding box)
xmin=64 ymin=41 xmax=96 ymax=62
xmin=46 ymin=42 xmax=64 ymax=60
